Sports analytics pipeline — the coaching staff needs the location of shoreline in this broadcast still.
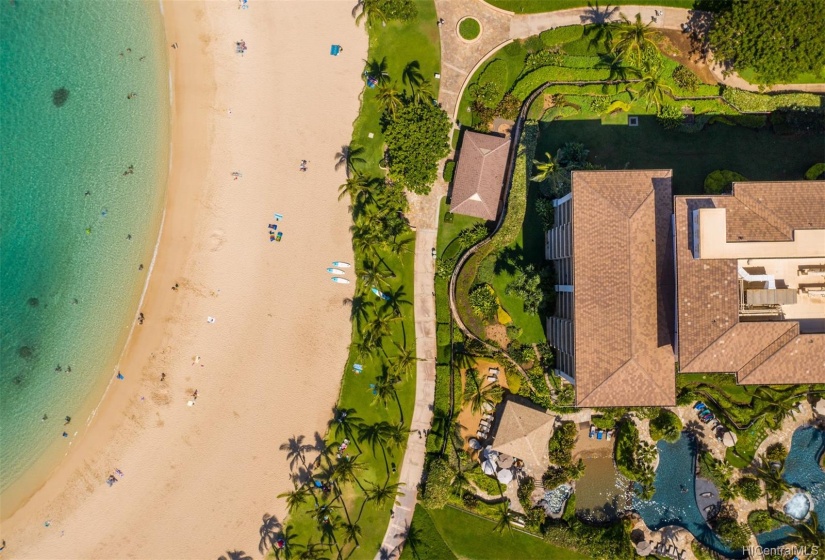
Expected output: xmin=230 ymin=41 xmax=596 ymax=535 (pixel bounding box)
xmin=1 ymin=1 xmax=368 ymax=557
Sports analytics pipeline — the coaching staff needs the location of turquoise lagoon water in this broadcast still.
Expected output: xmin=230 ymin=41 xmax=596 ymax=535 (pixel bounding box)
xmin=756 ymin=426 xmax=825 ymax=548
xmin=0 ymin=0 xmax=169 ymax=505
xmin=634 ymin=434 xmax=746 ymax=558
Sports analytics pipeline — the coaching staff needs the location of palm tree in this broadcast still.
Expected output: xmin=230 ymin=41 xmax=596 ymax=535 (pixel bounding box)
xmin=334 ymin=144 xmax=366 ymax=178
xmin=280 ymin=435 xmax=313 ymax=471
xmin=413 ymin=79 xmax=434 ymax=105
xmin=633 ymin=67 xmax=673 ymax=111
xmin=384 ymin=422 xmax=410 ymax=455
xmin=357 ymin=258 xmax=391 ymax=290
xmin=753 ymin=453 xmax=791 ymax=504
xmin=352 ymin=0 xmax=386 ymax=28
xmin=493 ymin=505 xmax=513 ymax=534
xmin=342 ymin=520 xmax=362 ymax=549
xmin=594 ymin=52 xmax=640 ymax=91
xmin=351 ymin=223 xmax=381 ymax=260
xmin=380 ymin=285 xmax=411 ymax=324
xmin=613 ymin=12 xmax=657 ymax=64
xmin=582 ymin=2 xmax=620 ymax=50
xmin=350 ymin=338 xmax=374 ymax=362
xmin=372 ymin=371 xmax=403 ymax=423
xmin=331 ymin=456 xmax=367 ymax=493
xmin=786 ymin=512 xmax=824 ymax=551
xmin=337 ymin=174 xmax=375 ymax=208
xmin=462 ymin=368 xmax=496 ymax=415
xmin=376 ymin=83 xmax=403 ymax=118
xmin=401 ymin=60 xmax=424 ymax=95
xmin=278 ymin=484 xmax=310 ymax=514
xmin=530 ymin=152 xmax=556 ymax=183
xmin=365 ymin=309 xmax=399 ymax=351
xmin=364 ymin=480 xmax=405 ymax=509
xmin=388 ymin=342 xmax=418 ymax=378
xmin=296 ymin=539 xmax=331 ymax=560
xmin=329 ymin=407 xmax=363 ymax=453
xmin=364 ymin=57 xmax=390 ymax=84
xmin=358 ymin=421 xmax=392 ymax=471
xmin=273 ymin=525 xmax=303 ymax=560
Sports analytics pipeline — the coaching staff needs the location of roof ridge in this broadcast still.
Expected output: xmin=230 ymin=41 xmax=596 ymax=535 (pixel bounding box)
xmin=737 ymin=323 xmax=799 ymax=382
xmin=679 ymin=322 xmax=738 ymax=372
xmin=733 ymin=185 xmax=793 ymax=240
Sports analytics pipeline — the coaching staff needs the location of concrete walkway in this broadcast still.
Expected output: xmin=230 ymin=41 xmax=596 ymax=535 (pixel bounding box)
xmin=434 ymin=0 xmax=824 ymax=122
xmin=374 ymin=227 xmax=438 ymax=559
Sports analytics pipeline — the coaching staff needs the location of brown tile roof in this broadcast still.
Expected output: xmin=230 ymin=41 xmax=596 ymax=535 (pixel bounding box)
xmin=491 ymin=397 xmax=554 ymax=471
xmin=675 ymin=181 xmax=825 ymax=381
xmin=572 ymin=170 xmax=676 ymax=407
xmin=450 ymin=131 xmax=510 ymax=221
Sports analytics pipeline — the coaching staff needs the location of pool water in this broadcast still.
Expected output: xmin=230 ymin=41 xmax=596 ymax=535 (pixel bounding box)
xmin=575 ymin=455 xmax=632 ymax=523
xmin=756 ymin=427 xmax=825 ymax=548
xmin=633 ymin=434 xmax=746 ymax=558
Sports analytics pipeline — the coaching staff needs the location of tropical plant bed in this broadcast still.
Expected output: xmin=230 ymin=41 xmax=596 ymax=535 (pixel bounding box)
xmin=482 ymin=0 xmax=694 ymax=13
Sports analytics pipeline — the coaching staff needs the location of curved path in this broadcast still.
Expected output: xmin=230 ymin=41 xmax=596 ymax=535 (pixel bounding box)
xmin=434 ymin=0 xmax=824 ymax=122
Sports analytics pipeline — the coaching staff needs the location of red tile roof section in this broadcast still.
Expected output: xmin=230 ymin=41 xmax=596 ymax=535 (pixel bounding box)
xmin=449 ymin=131 xmax=511 ymax=221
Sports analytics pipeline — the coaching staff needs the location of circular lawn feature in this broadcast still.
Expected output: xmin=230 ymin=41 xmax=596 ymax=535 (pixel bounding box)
xmin=458 ymin=17 xmax=481 ymax=42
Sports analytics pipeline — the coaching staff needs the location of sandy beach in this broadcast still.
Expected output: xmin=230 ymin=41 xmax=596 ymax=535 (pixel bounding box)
xmin=0 ymin=1 xmax=366 ymax=557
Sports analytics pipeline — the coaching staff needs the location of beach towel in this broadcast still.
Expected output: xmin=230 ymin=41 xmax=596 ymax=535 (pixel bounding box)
xmin=330 ymin=44 xmax=341 ymax=56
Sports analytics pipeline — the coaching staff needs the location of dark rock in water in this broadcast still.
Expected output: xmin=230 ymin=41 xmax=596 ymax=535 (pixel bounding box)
xmin=28 ymin=297 xmax=39 ymax=307
xmin=18 ymin=346 xmax=33 ymax=359
xmin=52 ymin=87 xmax=70 ymax=107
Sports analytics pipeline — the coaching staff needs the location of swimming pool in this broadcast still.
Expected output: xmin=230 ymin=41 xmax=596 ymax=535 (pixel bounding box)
xmin=633 ymin=434 xmax=746 ymax=558
xmin=756 ymin=426 xmax=825 ymax=548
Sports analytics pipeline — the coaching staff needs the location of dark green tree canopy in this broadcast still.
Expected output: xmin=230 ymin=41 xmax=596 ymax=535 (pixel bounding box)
xmin=709 ymin=0 xmax=825 ymax=85
xmin=384 ymin=102 xmax=451 ymax=194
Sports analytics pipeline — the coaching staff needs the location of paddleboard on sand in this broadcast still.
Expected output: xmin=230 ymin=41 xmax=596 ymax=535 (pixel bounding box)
xmin=327 ymin=268 xmax=345 ymax=275
xmin=332 ymin=277 xmax=350 ymax=284
xmin=331 ymin=261 xmax=351 ymax=268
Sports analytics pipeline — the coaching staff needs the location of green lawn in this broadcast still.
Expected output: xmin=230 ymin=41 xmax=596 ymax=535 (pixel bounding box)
xmin=738 ymin=65 xmax=825 ymax=85
xmin=278 ymin=4 xmax=440 ymax=558
xmin=351 ymin=1 xmax=441 ymax=174
xmin=535 ymin=117 xmax=824 ymax=195
xmin=405 ymin=505 xmax=591 ymax=560
xmin=482 ymin=0 xmax=695 ymax=13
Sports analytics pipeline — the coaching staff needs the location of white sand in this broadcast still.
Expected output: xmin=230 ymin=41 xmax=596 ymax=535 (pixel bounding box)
xmin=0 ymin=1 xmax=366 ymax=557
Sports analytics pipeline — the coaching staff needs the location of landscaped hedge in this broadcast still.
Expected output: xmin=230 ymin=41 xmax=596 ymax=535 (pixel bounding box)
xmin=491 ymin=121 xmax=538 ymax=250
xmin=540 ymin=25 xmax=584 ymax=47
xmin=805 ymin=162 xmax=825 ymax=180
xmin=511 ymin=67 xmax=612 ymax=100
xmin=722 ymin=87 xmax=822 ymax=113
xmin=443 ymin=160 xmax=456 ymax=182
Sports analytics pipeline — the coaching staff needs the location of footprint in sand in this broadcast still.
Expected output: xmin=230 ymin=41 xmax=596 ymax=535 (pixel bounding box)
xmin=209 ymin=230 xmax=226 ymax=252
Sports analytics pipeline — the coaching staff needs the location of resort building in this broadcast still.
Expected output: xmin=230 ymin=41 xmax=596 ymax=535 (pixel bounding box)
xmin=545 ymin=173 xmax=825 ymax=407
xmin=489 ymin=397 xmax=555 ymax=478
xmin=449 ymin=131 xmax=511 ymax=221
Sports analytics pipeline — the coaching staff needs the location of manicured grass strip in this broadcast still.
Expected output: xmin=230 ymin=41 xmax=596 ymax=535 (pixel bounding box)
xmin=483 ymin=0 xmax=695 ymax=13
xmin=458 ymin=17 xmax=481 ymax=41
xmin=426 ymin=505 xmax=591 ymax=560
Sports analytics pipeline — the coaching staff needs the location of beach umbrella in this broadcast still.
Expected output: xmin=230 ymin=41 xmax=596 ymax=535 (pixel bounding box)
xmin=496 ymin=468 xmax=514 ymax=484
xmin=721 ymin=431 xmax=737 ymax=447
xmin=635 ymin=541 xmax=654 ymax=557
xmin=482 ymin=459 xmax=497 ymax=475
xmin=468 ymin=438 xmax=482 ymax=450
xmin=814 ymin=399 xmax=825 ymax=416
xmin=497 ymin=454 xmax=514 ymax=469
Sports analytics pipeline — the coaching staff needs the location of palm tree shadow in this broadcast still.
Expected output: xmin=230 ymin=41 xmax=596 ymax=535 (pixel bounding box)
xmin=493 ymin=246 xmax=522 ymax=275
xmin=579 ymin=1 xmax=619 ymax=25
xmin=258 ymin=513 xmax=282 ymax=555
xmin=218 ymin=551 xmax=253 ymax=560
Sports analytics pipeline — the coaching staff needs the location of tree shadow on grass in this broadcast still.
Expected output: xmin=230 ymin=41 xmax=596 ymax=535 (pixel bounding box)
xmin=258 ymin=513 xmax=282 ymax=555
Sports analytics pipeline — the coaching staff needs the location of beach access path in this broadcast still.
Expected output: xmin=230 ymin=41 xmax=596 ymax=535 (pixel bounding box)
xmin=434 ymin=0 xmax=825 ymax=122
xmin=375 ymin=227 xmax=438 ymax=558
xmin=1 ymin=1 xmax=366 ymax=558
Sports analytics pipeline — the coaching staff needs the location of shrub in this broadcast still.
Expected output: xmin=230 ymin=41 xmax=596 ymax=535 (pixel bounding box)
xmin=535 ymin=197 xmax=554 ymax=230
xmin=524 ymin=48 xmax=564 ymax=71
xmin=524 ymin=35 xmax=544 ymax=54
xmin=517 ymin=477 xmax=535 ymax=508
xmin=765 ymin=442 xmax=788 ymax=464
xmin=736 ymin=476 xmax=763 ymax=502
xmin=457 ymin=223 xmax=489 ymax=250
xmin=458 ymin=17 xmax=480 ymax=41
xmin=471 ymin=81 xmax=503 ymax=109
xmin=462 ymin=492 xmax=478 ymax=509
xmin=466 ymin=465 xmax=506 ymax=494
xmin=504 ymin=368 xmax=522 ymax=394
xmin=805 ymin=162 xmax=825 ymax=180
xmin=714 ymin=517 xmax=752 ymax=550
xmin=384 ymin=102 xmax=451 ymax=194
xmin=548 ymin=421 xmax=577 ymax=466
xmin=443 ymin=160 xmax=456 ymax=182
xmin=657 ymin=104 xmax=685 ymax=130
xmin=704 ymin=169 xmax=747 ymax=194
xmin=540 ymin=25 xmax=584 ymax=47
xmin=377 ymin=0 xmax=417 ymax=21
xmin=422 ymin=457 xmax=454 ymax=509
xmin=511 ymin=66 xmax=612 ymax=100
xmin=591 ymin=415 xmax=616 ymax=430
xmin=649 ymin=409 xmax=683 ymax=443
xmin=722 ymin=87 xmax=822 ymax=113
xmin=589 ymin=95 xmax=611 ymax=114
xmin=443 ymin=211 xmax=454 ymax=223
xmin=525 ymin=507 xmax=546 ymax=531
xmin=468 ymin=284 xmax=497 ymax=318
xmin=748 ymin=510 xmax=781 ymax=534
xmin=495 ymin=93 xmax=521 ymax=120
xmin=671 ymin=65 xmax=700 ymax=92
